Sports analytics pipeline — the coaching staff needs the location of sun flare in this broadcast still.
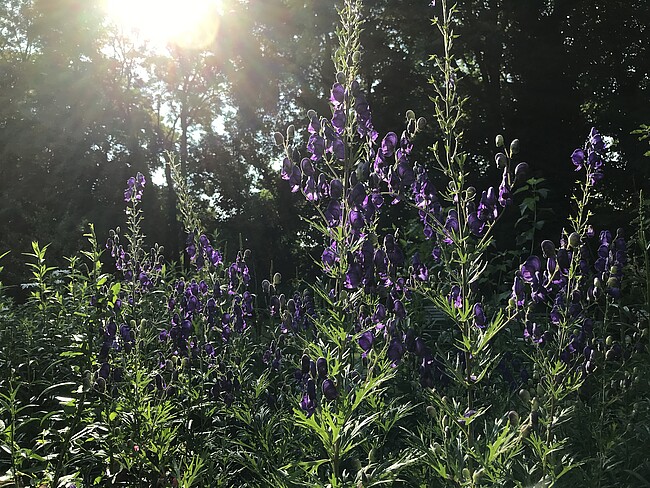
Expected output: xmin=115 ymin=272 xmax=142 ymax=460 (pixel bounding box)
xmin=104 ymin=0 xmax=223 ymax=50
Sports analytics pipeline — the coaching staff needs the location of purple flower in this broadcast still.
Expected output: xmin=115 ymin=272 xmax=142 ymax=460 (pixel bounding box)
xmin=381 ymin=132 xmax=398 ymax=157
xmin=124 ymin=172 xmax=146 ymax=202
xmin=322 ymin=243 xmax=337 ymax=269
xmin=307 ymin=133 xmax=325 ymax=162
xmin=498 ymin=168 xmax=512 ymax=207
xmin=344 ymin=261 xmax=363 ymax=289
xmin=324 ymin=199 xmax=342 ymax=226
xmin=520 ymin=256 xmax=541 ymax=282
xmin=571 ymin=148 xmax=585 ymax=170
xmin=322 ymin=378 xmax=338 ymax=401
xmin=300 ymin=379 xmax=317 ymax=417
xmin=313 ymin=357 xmax=327 ymax=380
xmin=387 ymin=338 xmax=405 ymax=365
xmin=572 ymin=128 xmax=606 ymax=183
xmin=473 ymin=302 xmax=487 ymax=328
xmin=330 ymin=179 xmax=343 ymax=199
xmin=358 ymin=330 xmax=374 ymax=356
xmin=393 ymin=299 xmax=406 ymax=319
xmin=330 ymin=82 xmax=345 ymax=107
xmin=443 ymin=210 xmax=459 ymax=244
xmin=448 ymin=285 xmax=462 ymax=308
xmin=332 ymin=109 xmax=346 ymax=133
xmin=512 ymin=275 xmax=525 ymax=306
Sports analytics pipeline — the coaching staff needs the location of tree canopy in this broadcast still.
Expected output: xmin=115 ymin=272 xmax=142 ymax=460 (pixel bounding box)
xmin=0 ymin=0 xmax=647 ymax=290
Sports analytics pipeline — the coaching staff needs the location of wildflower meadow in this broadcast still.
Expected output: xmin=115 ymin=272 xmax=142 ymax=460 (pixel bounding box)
xmin=0 ymin=0 xmax=648 ymax=487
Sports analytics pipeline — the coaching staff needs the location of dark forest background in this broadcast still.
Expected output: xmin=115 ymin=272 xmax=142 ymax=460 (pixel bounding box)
xmin=0 ymin=0 xmax=648 ymax=295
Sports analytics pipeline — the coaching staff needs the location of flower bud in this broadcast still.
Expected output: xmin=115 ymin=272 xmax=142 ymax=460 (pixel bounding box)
xmin=466 ymin=186 xmax=476 ymax=200
xmin=286 ymin=124 xmax=295 ymax=142
xmin=368 ymin=447 xmax=379 ymax=463
xmin=519 ymin=389 xmax=531 ymax=403
xmin=352 ymin=51 xmax=361 ymax=63
xmin=405 ymin=109 xmax=416 ymax=121
xmin=541 ymin=240 xmax=556 ymax=258
xmin=495 ymin=152 xmax=508 ymax=169
xmin=301 ymin=354 xmax=310 ymax=374
xmin=510 ymin=138 xmax=520 ymax=155
xmin=426 ymin=405 xmax=436 ymax=418
xmin=273 ymin=132 xmax=284 ymax=147
xmin=261 ymin=279 xmax=271 ymax=293
xmin=307 ymin=109 xmax=317 ymax=120
xmin=462 ymin=468 xmax=471 ymax=481
xmin=514 ymin=162 xmax=529 ymax=181
xmin=496 ymin=134 xmax=505 ymax=147
xmin=336 ymin=71 xmax=346 ymax=84
xmin=287 ymin=299 xmax=296 ymax=315
xmin=473 ymin=469 xmax=484 ymax=484
xmin=244 ymin=249 xmax=252 ymax=260
xmin=432 ymin=442 xmax=443 ymax=455
xmin=416 ymin=117 xmax=426 ymax=131
xmin=568 ymin=232 xmax=581 ymax=249
xmin=508 ymin=410 xmax=519 ymax=426
xmin=273 ymin=273 xmax=282 ymax=286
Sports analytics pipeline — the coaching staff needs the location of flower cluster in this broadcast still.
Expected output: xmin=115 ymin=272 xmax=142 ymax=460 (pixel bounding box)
xmin=107 ymin=174 xmax=163 ymax=293
xmin=509 ymin=129 xmax=634 ymax=375
xmin=124 ymin=172 xmax=146 ymax=202
xmin=267 ymin=288 xmax=317 ymax=333
xmin=95 ymin=318 xmax=139 ymax=391
xmin=162 ymin=258 xmax=252 ymax=357
xmin=186 ymin=232 xmax=223 ymax=271
xmin=571 ymin=128 xmax=606 ymax=184
xmin=297 ymin=354 xmax=338 ymax=417
xmin=106 ymin=231 xmax=161 ymax=292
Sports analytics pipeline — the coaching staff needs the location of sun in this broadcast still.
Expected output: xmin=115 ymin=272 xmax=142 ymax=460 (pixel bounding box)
xmin=103 ymin=0 xmax=224 ymax=50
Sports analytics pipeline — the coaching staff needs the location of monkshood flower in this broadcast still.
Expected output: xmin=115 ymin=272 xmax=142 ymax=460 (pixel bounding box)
xmin=594 ymin=228 xmax=626 ymax=299
xmin=477 ymin=187 xmax=499 ymax=223
xmin=262 ymin=340 xmax=282 ymax=371
xmin=443 ymin=209 xmax=459 ymax=244
xmin=358 ymin=330 xmax=374 ymax=357
xmin=571 ymin=127 xmax=606 ymax=184
xmin=124 ymin=172 xmax=146 ymax=202
xmin=473 ymin=302 xmax=487 ymax=328
xmin=351 ymin=80 xmax=378 ymax=141
xmin=410 ymin=252 xmax=429 ymax=282
xmin=498 ymin=167 xmax=513 ymax=207
xmin=523 ymin=321 xmax=548 ymax=344
xmin=279 ymin=289 xmax=317 ymax=333
xmin=300 ymin=378 xmax=317 ymax=417
xmin=448 ymin=285 xmax=462 ymax=308
xmin=322 ymin=378 xmax=339 ymax=401
xmin=211 ymin=370 xmax=240 ymax=406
